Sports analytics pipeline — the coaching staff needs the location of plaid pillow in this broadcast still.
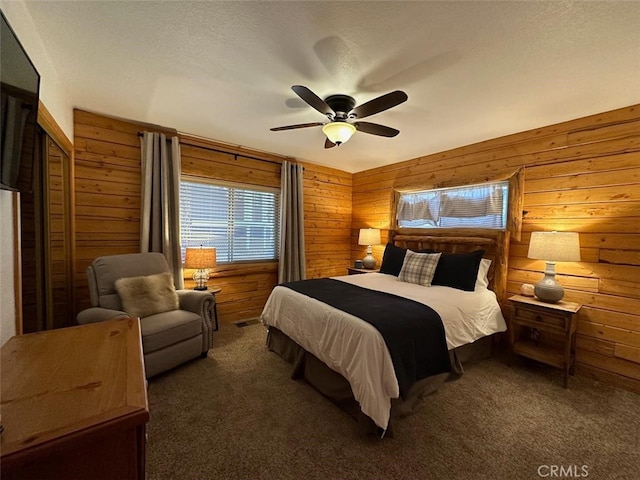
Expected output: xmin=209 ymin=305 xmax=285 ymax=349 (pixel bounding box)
xmin=398 ymin=250 xmax=442 ymax=287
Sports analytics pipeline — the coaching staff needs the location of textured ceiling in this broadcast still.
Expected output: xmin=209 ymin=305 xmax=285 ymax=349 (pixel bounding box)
xmin=21 ymin=1 xmax=640 ymax=173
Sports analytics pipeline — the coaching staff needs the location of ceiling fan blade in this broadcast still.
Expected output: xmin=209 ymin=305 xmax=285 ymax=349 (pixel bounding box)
xmin=354 ymin=121 xmax=400 ymax=137
xmin=292 ymin=85 xmax=334 ymax=117
xmin=270 ymin=122 xmax=324 ymax=132
xmin=324 ymin=137 xmax=336 ymax=149
xmin=350 ymin=90 xmax=408 ymax=119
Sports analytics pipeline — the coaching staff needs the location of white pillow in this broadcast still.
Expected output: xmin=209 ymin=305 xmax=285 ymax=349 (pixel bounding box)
xmin=398 ymin=250 xmax=442 ymax=287
xmin=475 ymin=258 xmax=492 ymax=290
xmin=115 ymin=272 xmax=179 ymax=318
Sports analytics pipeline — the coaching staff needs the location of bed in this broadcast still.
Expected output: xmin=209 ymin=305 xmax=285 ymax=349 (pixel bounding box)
xmin=260 ymin=232 xmax=509 ymax=435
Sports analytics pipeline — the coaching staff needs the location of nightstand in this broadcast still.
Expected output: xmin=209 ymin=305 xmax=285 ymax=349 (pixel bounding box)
xmin=209 ymin=286 xmax=222 ymax=331
xmin=509 ymin=294 xmax=581 ymax=388
xmin=347 ymin=267 xmax=379 ymax=275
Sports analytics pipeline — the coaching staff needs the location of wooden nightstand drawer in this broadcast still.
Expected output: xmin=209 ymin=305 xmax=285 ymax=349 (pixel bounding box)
xmin=513 ymin=305 xmax=567 ymax=330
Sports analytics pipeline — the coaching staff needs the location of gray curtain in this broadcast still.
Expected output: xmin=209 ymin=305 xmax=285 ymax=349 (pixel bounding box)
xmin=140 ymin=132 xmax=184 ymax=289
xmin=279 ymin=161 xmax=306 ymax=283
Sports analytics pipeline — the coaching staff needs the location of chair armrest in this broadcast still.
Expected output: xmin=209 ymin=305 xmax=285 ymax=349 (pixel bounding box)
xmin=177 ymin=290 xmax=215 ymax=352
xmin=177 ymin=289 xmax=214 ymax=314
xmin=77 ymin=307 xmax=130 ymax=325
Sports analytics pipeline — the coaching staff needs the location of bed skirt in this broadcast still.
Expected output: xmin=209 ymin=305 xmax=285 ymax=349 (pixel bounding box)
xmin=265 ymin=326 xmax=493 ymax=436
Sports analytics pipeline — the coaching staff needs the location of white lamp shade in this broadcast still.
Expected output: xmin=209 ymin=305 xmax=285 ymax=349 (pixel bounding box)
xmin=527 ymin=232 xmax=580 ymax=262
xmin=322 ymin=122 xmax=356 ymax=145
xmin=358 ymin=228 xmax=381 ymax=246
xmin=184 ymin=247 xmax=217 ymax=269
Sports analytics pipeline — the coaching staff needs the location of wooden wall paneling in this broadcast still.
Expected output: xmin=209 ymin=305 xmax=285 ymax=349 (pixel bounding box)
xmin=181 ymin=145 xmax=282 ymax=188
xmin=615 ymin=344 xmax=640 ymax=364
xmin=73 ymin=110 xmax=176 ymax=314
xmin=566 ymin=118 xmax=640 ymax=145
xmin=352 ymin=103 xmax=640 ymax=393
xmin=353 ymin=123 xmax=640 ymax=195
xmin=179 ymin=134 xmax=290 ymax=164
xmin=302 ymin=162 xmax=353 ymax=279
xmin=350 ymin=188 xmax=392 ymax=266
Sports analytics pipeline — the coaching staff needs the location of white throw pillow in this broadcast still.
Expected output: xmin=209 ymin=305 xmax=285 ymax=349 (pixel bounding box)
xmin=115 ymin=272 xmax=179 ymax=318
xmin=475 ymin=258 xmax=492 ymax=290
xmin=398 ymin=250 xmax=442 ymax=287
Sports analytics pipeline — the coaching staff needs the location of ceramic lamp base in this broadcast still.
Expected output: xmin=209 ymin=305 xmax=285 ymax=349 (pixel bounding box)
xmin=534 ymin=273 xmax=564 ymax=303
xmin=362 ymin=253 xmax=376 ymax=269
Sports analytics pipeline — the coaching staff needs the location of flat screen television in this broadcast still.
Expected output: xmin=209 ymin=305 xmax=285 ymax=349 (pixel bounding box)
xmin=1 ymin=9 xmax=40 ymax=193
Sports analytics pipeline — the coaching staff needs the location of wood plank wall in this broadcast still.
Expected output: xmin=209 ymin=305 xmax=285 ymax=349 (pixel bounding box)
xmin=73 ymin=110 xmax=168 ymax=313
xmin=303 ymin=163 xmax=353 ymax=278
xmin=72 ymin=110 xmax=351 ymax=323
xmin=352 ymin=104 xmax=640 ymax=393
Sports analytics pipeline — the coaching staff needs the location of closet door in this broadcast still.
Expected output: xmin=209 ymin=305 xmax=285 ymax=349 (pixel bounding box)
xmin=20 ymin=127 xmax=73 ymax=333
xmin=19 ymin=129 xmax=44 ymax=333
xmin=43 ymin=136 xmax=73 ymax=329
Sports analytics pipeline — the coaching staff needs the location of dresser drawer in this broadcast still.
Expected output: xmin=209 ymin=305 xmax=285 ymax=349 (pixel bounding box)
xmin=513 ymin=305 xmax=568 ymax=330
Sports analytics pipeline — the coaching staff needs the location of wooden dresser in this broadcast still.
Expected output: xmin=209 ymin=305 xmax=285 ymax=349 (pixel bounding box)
xmin=1 ymin=318 xmax=149 ymax=480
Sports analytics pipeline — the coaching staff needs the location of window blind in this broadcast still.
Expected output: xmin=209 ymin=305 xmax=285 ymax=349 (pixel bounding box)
xmin=180 ymin=179 xmax=280 ymax=263
xmin=397 ymin=181 xmax=508 ymax=229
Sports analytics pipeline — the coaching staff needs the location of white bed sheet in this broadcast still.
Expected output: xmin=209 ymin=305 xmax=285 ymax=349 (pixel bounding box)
xmin=260 ymin=273 xmax=507 ymax=431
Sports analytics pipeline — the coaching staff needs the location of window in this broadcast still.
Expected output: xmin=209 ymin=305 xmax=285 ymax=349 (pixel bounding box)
xmin=180 ymin=177 xmax=280 ymax=263
xmin=396 ymin=181 xmax=508 ymax=230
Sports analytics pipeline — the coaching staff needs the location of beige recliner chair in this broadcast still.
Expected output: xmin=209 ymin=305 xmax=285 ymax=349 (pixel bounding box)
xmin=77 ymin=252 xmax=214 ymax=378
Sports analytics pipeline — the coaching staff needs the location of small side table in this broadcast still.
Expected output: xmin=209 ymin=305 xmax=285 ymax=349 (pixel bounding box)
xmin=509 ymin=294 xmax=581 ymax=388
xmin=347 ymin=267 xmax=380 ymax=275
xmin=209 ymin=286 xmax=222 ymax=331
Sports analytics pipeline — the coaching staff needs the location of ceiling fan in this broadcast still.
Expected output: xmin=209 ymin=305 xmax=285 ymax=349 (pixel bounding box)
xmin=270 ymin=85 xmax=408 ymax=148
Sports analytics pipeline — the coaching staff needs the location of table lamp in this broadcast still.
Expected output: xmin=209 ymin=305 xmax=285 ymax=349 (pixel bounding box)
xmin=184 ymin=247 xmax=217 ymax=290
xmin=358 ymin=228 xmax=381 ymax=269
xmin=527 ymin=231 xmax=580 ymax=303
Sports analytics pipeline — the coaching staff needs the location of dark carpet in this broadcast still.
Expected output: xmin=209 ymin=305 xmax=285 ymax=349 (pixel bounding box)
xmin=146 ymin=322 xmax=640 ymax=480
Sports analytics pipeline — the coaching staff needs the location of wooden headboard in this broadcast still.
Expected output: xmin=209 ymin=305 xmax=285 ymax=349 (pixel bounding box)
xmin=389 ymin=229 xmax=509 ymax=303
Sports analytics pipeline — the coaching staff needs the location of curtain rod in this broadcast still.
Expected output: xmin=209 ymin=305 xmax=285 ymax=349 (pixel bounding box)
xmin=137 ymin=131 xmax=291 ymax=167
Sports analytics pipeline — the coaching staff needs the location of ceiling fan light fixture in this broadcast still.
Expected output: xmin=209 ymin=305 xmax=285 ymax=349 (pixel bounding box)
xmin=322 ymin=121 xmax=356 ymax=145
xmin=271 ymin=86 xmax=407 ymax=148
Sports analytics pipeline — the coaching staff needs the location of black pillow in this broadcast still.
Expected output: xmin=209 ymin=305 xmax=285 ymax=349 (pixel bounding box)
xmin=379 ymin=243 xmax=407 ymax=276
xmin=431 ymin=250 xmax=485 ymax=291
